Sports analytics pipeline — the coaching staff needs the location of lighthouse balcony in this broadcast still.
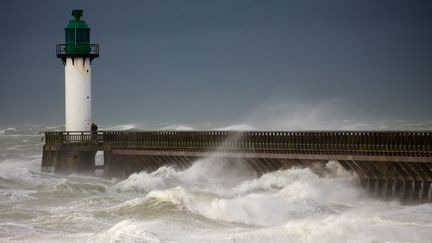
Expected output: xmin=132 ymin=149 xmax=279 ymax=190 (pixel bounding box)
xmin=56 ymin=44 xmax=99 ymax=60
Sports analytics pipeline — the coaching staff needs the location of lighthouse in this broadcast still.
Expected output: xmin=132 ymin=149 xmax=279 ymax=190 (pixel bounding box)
xmin=57 ymin=10 xmax=99 ymax=131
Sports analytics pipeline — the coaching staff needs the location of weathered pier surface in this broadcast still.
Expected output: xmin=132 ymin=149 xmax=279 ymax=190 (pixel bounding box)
xmin=42 ymin=131 xmax=432 ymax=201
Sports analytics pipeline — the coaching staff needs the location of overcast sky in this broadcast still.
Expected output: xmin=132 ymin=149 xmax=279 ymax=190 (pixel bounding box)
xmin=0 ymin=0 xmax=431 ymax=128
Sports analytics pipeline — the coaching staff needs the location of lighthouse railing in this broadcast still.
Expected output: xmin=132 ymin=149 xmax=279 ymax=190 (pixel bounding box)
xmin=56 ymin=44 xmax=99 ymax=58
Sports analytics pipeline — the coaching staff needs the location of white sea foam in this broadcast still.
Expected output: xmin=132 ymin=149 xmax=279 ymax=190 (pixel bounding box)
xmin=44 ymin=125 xmax=64 ymax=130
xmin=160 ymin=124 xmax=194 ymax=131
xmin=114 ymin=163 xmax=363 ymax=227
xmin=0 ymin=127 xmax=16 ymax=135
xmin=116 ymin=166 xmax=177 ymax=192
xmin=116 ymin=157 xmax=256 ymax=193
xmin=36 ymin=178 xmax=107 ymax=194
xmin=0 ymin=189 xmax=37 ymax=203
xmin=104 ymin=124 xmax=138 ymax=131
xmin=94 ymin=220 xmax=161 ymax=243
xmin=111 ymin=168 xmax=432 ymax=242
xmin=216 ymin=124 xmax=256 ymax=131
xmin=0 ymin=158 xmax=40 ymax=184
xmin=0 ymin=222 xmax=36 ymax=239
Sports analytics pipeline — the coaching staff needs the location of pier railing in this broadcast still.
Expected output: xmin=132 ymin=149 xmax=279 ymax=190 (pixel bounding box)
xmin=44 ymin=131 xmax=432 ymax=156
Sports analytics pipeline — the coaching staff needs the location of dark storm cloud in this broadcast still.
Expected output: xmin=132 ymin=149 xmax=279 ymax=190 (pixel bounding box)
xmin=0 ymin=0 xmax=431 ymax=125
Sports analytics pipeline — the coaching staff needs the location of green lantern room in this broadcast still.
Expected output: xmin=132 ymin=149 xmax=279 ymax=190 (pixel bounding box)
xmin=57 ymin=9 xmax=99 ymax=62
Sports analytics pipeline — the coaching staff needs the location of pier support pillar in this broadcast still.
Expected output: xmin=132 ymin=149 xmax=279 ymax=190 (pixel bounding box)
xmin=426 ymin=182 xmax=432 ymax=200
xmin=55 ymin=150 xmax=96 ymax=175
xmin=381 ymin=179 xmax=390 ymax=199
xmin=414 ymin=180 xmax=423 ymax=200
xmin=41 ymin=149 xmax=57 ymax=173
xmin=404 ymin=179 xmax=415 ymax=200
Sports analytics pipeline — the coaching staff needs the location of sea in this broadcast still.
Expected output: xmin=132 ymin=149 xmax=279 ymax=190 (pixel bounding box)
xmin=1 ymin=124 xmax=432 ymax=243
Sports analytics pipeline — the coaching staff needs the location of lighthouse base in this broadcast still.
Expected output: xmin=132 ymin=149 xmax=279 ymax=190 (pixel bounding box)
xmin=42 ymin=147 xmax=96 ymax=175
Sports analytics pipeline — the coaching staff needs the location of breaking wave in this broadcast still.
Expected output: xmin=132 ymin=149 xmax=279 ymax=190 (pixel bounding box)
xmin=0 ymin=127 xmax=16 ymax=135
xmin=114 ymin=161 xmax=363 ymax=227
xmin=95 ymin=160 xmax=432 ymax=243
xmin=160 ymin=124 xmax=194 ymax=131
xmin=216 ymin=124 xmax=256 ymax=131
xmin=104 ymin=124 xmax=138 ymax=131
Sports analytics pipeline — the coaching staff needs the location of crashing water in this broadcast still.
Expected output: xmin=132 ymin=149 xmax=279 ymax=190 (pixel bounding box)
xmin=1 ymin=125 xmax=432 ymax=242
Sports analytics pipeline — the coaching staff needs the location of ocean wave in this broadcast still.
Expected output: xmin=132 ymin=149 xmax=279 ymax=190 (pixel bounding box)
xmin=228 ymin=168 xmax=315 ymax=196
xmin=136 ymin=185 xmax=332 ymax=227
xmin=0 ymin=127 xmax=16 ymax=135
xmin=114 ymin=160 xmax=365 ymax=227
xmin=0 ymin=222 xmax=36 ymax=239
xmin=36 ymin=178 xmax=106 ymax=194
xmin=276 ymin=204 xmax=432 ymax=243
xmin=44 ymin=125 xmax=64 ymax=130
xmin=145 ymin=187 xmax=193 ymax=209
xmin=116 ymin=158 xmax=257 ymax=193
xmin=0 ymin=189 xmax=37 ymax=203
xmin=116 ymin=166 xmax=178 ymax=193
xmin=160 ymin=124 xmax=194 ymax=131
xmin=215 ymin=124 xmax=256 ymax=131
xmin=0 ymin=159 xmax=40 ymax=185
xmin=99 ymin=192 xmax=195 ymax=219
xmin=0 ymin=125 xmax=49 ymax=136
xmin=94 ymin=220 xmax=161 ymax=243
xmin=104 ymin=124 xmax=138 ymax=131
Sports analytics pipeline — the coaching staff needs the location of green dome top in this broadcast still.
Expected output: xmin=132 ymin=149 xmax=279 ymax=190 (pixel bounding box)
xmin=65 ymin=9 xmax=89 ymax=29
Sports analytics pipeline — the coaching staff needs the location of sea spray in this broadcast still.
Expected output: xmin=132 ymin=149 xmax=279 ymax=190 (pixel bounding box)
xmin=116 ymin=158 xmax=257 ymax=193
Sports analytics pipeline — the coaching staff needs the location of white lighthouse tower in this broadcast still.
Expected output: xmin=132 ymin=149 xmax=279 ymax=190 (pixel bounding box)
xmin=57 ymin=10 xmax=99 ymax=131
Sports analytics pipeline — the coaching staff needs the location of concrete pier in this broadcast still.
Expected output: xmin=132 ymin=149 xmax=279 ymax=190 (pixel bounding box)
xmin=42 ymin=130 xmax=432 ymax=201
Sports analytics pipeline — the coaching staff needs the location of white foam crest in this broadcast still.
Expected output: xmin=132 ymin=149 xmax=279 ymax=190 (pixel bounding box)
xmin=94 ymin=219 xmax=161 ymax=243
xmin=116 ymin=158 xmax=257 ymax=193
xmin=146 ymin=187 xmax=191 ymax=208
xmin=37 ymin=178 xmax=107 ymax=194
xmin=0 ymin=222 xmax=37 ymax=240
xmin=275 ymin=204 xmax=432 ymax=243
xmin=188 ymin=168 xmax=358 ymax=226
xmin=160 ymin=124 xmax=194 ymax=131
xmin=323 ymin=160 xmax=357 ymax=179
xmin=46 ymin=195 xmax=111 ymax=216
xmin=116 ymin=166 xmax=177 ymax=192
xmin=0 ymin=127 xmax=16 ymax=135
xmin=229 ymin=168 xmax=314 ymax=196
xmin=274 ymin=165 xmax=362 ymax=205
xmin=143 ymin=164 xmax=365 ymax=226
xmin=176 ymin=157 xmax=257 ymax=189
xmin=44 ymin=125 xmax=64 ymax=130
xmin=0 ymin=158 xmax=40 ymax=184
xmin=193 ymin=192 xmax=311 ymax=226
xmin=215 ymin=124 xmax=256 ymax=131
xmin=222 ymin=162 xmax=358 ymax=198
xmin=142 ymin=184 xmax=325 ymax=227
xmin=0 ymin=189 xmax=37 ymax=203
xmin=103 ymin=197 xmax=148 ymax=215
xmin=36 ymin=178 xmax=76 ymax=193
xmin=104 ymin=124 xmax=137 ymax=131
